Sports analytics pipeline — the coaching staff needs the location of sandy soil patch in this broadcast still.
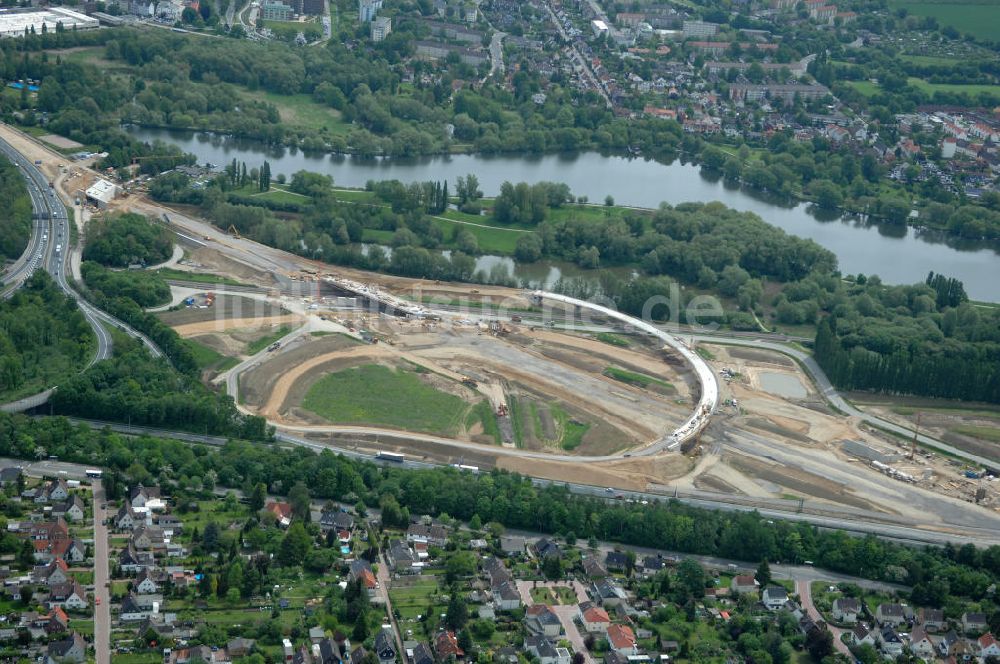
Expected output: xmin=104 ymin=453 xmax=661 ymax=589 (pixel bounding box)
xmin=39 ymin=134 xmax=83 ymax=149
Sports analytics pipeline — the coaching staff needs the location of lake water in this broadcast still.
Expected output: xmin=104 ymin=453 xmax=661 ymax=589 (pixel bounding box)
xmin=126 ymin=126 xmax=1000 ymax=301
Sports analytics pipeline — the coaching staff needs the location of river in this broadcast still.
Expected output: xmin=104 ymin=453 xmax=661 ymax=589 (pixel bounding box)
xmin=127 ymin=126 xmax=1000 ymax=301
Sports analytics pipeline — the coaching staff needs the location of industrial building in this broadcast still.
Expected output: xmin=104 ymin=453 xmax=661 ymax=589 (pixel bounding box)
xmin=0 ymin=8 xmax=98 ymax=38
xmin=85 ymin=179 xmax=118 ymax=210
xmin=591 ymin=19 xmax=608 ymax=38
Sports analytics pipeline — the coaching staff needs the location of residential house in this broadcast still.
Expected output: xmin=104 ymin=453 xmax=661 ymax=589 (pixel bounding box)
xmin=524 ymin=635 xmax=570 ymax=664
xmin=410 ymin=643 xmax=434 ymax=664
xmin=134 ymin=568 xmax=159 ymax=595
xmin=120 ymin=594 xmax=151 ymax=622
xmin=315 ymin=637 xmax=344 ymax=664
xmin=119 ymin=545 xmax=154 ymax=573
xmin=762 ymin=586 xmax=788 ymax=611
xmin=33 ymin=558 xmax=70 ymax=586
xmin=319 ymin=510 xmax=354 ymax=533
xmin=607 ymin=624 xmax=638 ymax=656
xmin=30 ymin=518 xmax=70 ymax=542
xmin=0 ymin=466 xmax=22 ymax=486
xmin=387 ymin=540 xmax=420 ymax=574
xmin=832 ymin=597 xmax=861 ymax=624
xmin=852 ymin=623 xmax=876 ymax=648
xmin=730 ymin=575 xmax=759 ymax=594
xmin=952 ymin=637 xmax=978 ymax=662
xmin=878 ymin=626 xmax=903 ymax=657
xmin=38 ymin=478 xmax=70 ymax=503
xmin=605 ymin=551 xmax=630 ymax=573
xmin=46 ymin=631 xmax=87 ymax=664
xmin=228 ymin=638 xmax=256 ymax=658
xmin=908 ymin=625 xmax=935 ymax=659
xmin=48 ymin=581 xmax=88 ymax=610
xmin=499 ymin=536 xmax=525 ymax=558
xmin=129 ymin=485 xmax=161 ymax=509
xmin=579 ymin=603 xmax=611 ymax=634
xmin=582 ymin=557 xmax=608 ymax=579
xmin=919 ymin=608 xmax=946 ymax=632
xmin=349 ymin=646 xmax=369 ymax=664
xmin=534 ymin=538 xmax=562 ymax=559
xmin=132 ymin=525 xmax=165 ymax=551
xmin=406 ymin=523 xmax=447 ymax=547
xmin=434 ymin=630 xmax=464 ymax=660
xmin=348 ymin=561 xmax=378 ymax=598
xmin=36 ymin=537 xmax=85 ymax=564
xmin=53 ymin=496 xmax=85 ymax=522
xmin=876 ymin=603 xmax=907 ymax=627
xmin=640 ymin=556 xmax=665 ymax=576
xmin=265 ymin=502 xmax=293 ymax=528
xmin=525 ymin=604 xmax=562 ymax=637
xmin=962 ymin=613 xmax=987 ymax=634
xmin=980 ymin=633 xmax=1000 ymax=659
xmin=494 ymin=580 xmax=521 ymax=611
xmin=938 ymin=630 xmax=960 ymax=657
xmin=592 ymin=579 xmax=628 ymax=606
xmin=115 ymin=504 xmax=142 ymax=531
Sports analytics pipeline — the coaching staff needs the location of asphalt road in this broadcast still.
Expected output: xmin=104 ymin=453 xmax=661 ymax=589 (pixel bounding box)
xmin=93 ymin=479 xmax=111 ymax=664
xmin=0 ymin=134 xmax=169 ymax=412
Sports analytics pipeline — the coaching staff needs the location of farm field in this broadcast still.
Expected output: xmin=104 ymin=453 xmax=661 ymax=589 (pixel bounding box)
xmin=889 ymin=1 xmax=1000 ymax=41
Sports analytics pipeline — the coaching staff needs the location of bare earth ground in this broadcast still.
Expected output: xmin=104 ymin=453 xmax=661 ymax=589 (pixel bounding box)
xmin=38 ymin=134 xmax=84 ymax=149
xmin=157 ymin=294 xmax=289 ymax=326
xmin=173 ymin=315 xmax=302 ymax=338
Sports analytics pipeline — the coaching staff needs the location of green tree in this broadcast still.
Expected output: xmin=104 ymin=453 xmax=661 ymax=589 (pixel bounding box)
xmin=278 ymin=523 xmax=311 ymax=566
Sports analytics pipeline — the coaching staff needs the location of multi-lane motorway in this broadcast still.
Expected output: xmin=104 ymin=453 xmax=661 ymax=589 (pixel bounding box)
xmin=0 ymin=136 xmax=165 ymax=413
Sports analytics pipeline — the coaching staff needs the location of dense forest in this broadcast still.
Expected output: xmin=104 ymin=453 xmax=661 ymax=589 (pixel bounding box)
xmin=82 ymin=212 xmax=174 ymax=267
xmin=0 ymin=155 xmax=32 ymax=264
xmin=50 ymin=335 xmax=271 ymax=441
xmin=80 ymin=261 xmax=172 ymax=308
xmin=3 ymin=412 xmax=999 ymax=615
xmin=0 ymin=272 xmax=94 ymax=400
xmin=813 ymin=272 xmax=1000 ymax=403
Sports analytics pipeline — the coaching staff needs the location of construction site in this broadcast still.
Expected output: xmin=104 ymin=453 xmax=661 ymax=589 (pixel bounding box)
xmin=4 ymin=120 xmax=1000 ymax=545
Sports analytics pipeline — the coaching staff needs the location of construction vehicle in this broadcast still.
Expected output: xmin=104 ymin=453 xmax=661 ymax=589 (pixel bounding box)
xmin=497 ymin=404 xmax=508 ymax=417
xmin=461 ymin=377 xmax=478 ymax=389
xmin=227 ymin=224 xmax=241 ymax=239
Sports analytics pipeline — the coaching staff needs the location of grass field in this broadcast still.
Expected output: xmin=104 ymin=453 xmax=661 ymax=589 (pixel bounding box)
xmin=302 ymin=364 xmax=470 ymax=434
xmin=954 ymin=425 xmax=1000 ymax=442
xmin=240 ymin=89 xmax=351 ymax=135
xmin=889 ymin=0 xmax=1000 ymax=41
xmin=905 ymin=77 xmax=1000 ymax=97
xmin=899 ymin=54 xmax=964 ymax=66
xmin=594 ymin=332 xmax=631 ymax=347
xmin=467 ymin=399 xmax=501 ymax=443
xmin=246 ymin=325 xmax=294 ymax=355
xmin=183 ymin=338 xmax=240 ymax=372
xmin=389 ymin=577 xmax=443 ymax=620
xmin=549 ymin=403 xmax=590 ymax=451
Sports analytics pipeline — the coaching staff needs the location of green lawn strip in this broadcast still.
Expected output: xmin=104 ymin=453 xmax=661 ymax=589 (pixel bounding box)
xmin=246 ymin=325 xmax=295 ymax=355
xmin=603 ymin=366 xmax=674 ymax=391
xmin=550 ymin=403 xmax=589 ymax=451
xmin=594 ymin=332 xmax=630 ymax=347
xmin=302 ymin=364 xmax=469 ymax=435
xmin=154 ymin=267 xmax=252 ymax=287
xmin=887 ymin=0 xmax=1000 ymax=41
xmin=507 ymin=395 xmax=524 ymax=448
xmin=466 ymin=400 xmax=501 ymax=444
xmin=954 ymin=425 xmax=1000 ymax=442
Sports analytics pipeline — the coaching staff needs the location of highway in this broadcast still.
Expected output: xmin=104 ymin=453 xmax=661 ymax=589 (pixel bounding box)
xmin=0 ymin=135 xmax=166 ymax=413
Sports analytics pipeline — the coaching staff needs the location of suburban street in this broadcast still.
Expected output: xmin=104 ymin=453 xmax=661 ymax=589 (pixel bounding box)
xmin=93 ymin=480 xmax=111 ymax=664
xmin=797 ymin=579 xmax=850 ymax=656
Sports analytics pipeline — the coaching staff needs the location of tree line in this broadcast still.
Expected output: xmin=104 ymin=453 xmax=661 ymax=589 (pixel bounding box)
xmin=4 ymin=412 xmax=1000 ymax=610
xmin=0 ymin=155 xmax=32 ymax=264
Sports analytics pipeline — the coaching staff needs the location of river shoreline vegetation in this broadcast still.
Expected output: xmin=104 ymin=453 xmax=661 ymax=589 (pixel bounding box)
xmin=1 ymin=15 xmax=995 ymax=240
xmin=151 ymin=165 xmax=1000 ymax=404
